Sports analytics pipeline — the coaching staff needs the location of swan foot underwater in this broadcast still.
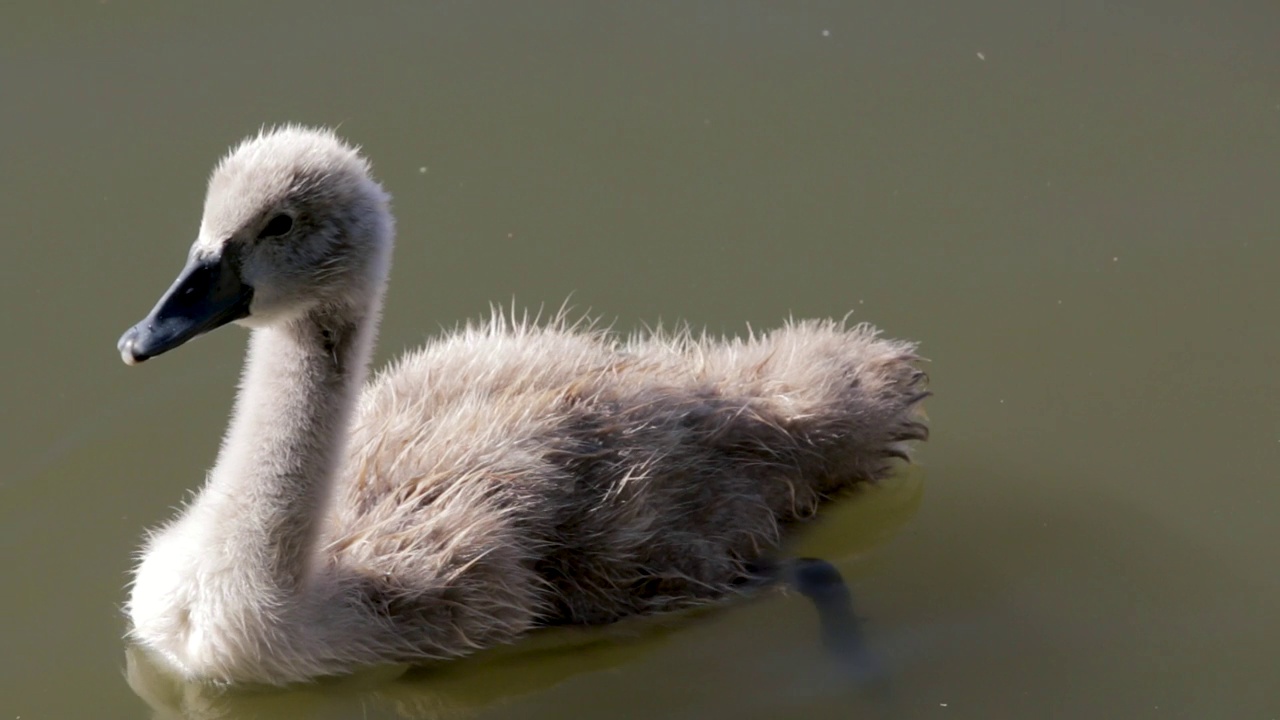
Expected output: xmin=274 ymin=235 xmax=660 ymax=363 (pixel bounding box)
xmin=116 ymin=126 xmax=929 ymax=686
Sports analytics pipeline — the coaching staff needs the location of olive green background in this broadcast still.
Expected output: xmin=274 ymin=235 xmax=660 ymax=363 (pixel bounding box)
xmin=3 ymin=2 xmax=1278 ymax=718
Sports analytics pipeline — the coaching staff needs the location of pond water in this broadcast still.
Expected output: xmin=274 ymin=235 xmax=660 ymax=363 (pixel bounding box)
xmin=3 ymin=2 xmax=1278 ymax=718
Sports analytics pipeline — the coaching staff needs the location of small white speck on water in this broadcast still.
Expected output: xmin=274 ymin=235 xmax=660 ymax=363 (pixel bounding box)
xmin=1113 ymin=256 xmax=1119 ymax=262
xmin=999 ymin=399 xmax=1005 ymax=404
xmin=976 ymin=51 xmax=985 ymax=61
xmin=940 ymin=702 xmax=949 ymax=707
xmin=821 ymin=29 xmax=831 ymax=37
xmin=418 ymin=166 xmax=427 ymax=174
xmin=1057 ymin=300 xmax=1062 ymax=305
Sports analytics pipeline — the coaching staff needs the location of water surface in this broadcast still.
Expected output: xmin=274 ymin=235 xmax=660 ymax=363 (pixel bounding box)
xmin=3 ymin=2 xmax=1279 ymax=718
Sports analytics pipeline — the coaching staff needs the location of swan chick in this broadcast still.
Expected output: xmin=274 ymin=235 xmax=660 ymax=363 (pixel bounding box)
xmin=117 ymin=125 xmax=929 ymax=685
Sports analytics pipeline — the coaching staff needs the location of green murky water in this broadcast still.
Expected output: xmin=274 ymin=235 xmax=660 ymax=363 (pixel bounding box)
xmin=3 ymin=2 xmax=1279 ymax=718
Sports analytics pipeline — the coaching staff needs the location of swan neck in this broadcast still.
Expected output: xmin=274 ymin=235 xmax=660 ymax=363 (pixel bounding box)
xmin=201 ymin=301 xmax=378 ymax=591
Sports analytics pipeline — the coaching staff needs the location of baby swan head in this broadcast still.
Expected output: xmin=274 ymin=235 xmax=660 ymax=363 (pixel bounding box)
xmin=118 ymin=126 xmax=392 ymax=365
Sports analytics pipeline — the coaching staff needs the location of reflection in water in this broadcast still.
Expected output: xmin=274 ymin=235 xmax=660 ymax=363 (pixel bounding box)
xmin=127 ymin=558 xmax=895 ymax=720
xmin=125 ymin=479 xmax=924 ymax=718
xmin=127 ymin=619 xmax=672 ymax=719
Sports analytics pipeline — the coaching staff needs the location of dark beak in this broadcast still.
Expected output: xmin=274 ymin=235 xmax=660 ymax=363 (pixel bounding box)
xmin=118 ymin=251 xmax=254 ymax=365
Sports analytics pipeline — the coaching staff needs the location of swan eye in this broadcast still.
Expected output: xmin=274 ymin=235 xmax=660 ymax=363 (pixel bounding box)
xmin=258 ymin=213 xmax=294 ymax=239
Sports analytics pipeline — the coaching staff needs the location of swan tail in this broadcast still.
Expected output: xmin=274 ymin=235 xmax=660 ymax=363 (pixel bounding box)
xmin=691 ymin=318 xmax=929 ymax=501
